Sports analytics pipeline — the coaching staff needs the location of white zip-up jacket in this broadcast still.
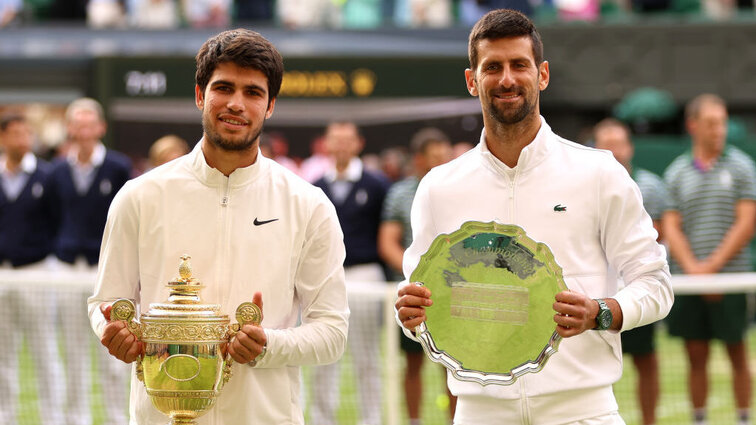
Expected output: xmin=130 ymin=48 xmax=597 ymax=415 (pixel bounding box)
xmin=88 ymin=142 xmax=349 ymax=425
xmin=401 ymin=119 xmax=672 ymax=410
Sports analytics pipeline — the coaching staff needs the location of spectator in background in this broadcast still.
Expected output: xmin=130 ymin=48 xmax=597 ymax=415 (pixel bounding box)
xmin=361 ymin=151 xmax=383 ymax=175
xmin=270 ymin=131 xmax=300 ymax=173
xmin=183 ymin=0 xmax=230 ymax=27
xmin=87 ymin=0 xmax=127 ymax=27
xmin=46 ymin=97 xmax=131 ymax=425
xmin=277 ymin=0 xmax=342 ymax=28
xmin=148 ymin=134 xmax=190 ymax=168
xmin=128 ymin=0 xmax=179 ymax=28
xmin=554 ymin=0 xmax=599 ymax=21
xmin=380 ymin=145 xmax=409 ymax=182
xmin=259 ymin=132 xmax=299 ymax=173
xmin=0 ymin=0 xmax=22 ymax=26
xmin=300 ymin=135 xmax=330 ymax=183
xmin=394 ymin=0 xmax=452 ymax=27
xmin=702 ymin=0 xmax=736 ymax=19
xmin=378 ymin=127 xmax=455 ymax=425
xmin=663 ymin=94 xmax=755 ymax=425
xmin=459 ymin=0 xmax=533 ymax=26
xmin=452 ymin=140 xmax=474 ymax=158
xmin=312 ymin=120 xmax=390 ymax=425
xmin=0 ymin=112 xmax=64 ymax=425
xmin=594 ymin=118 xmax=667 ymax=425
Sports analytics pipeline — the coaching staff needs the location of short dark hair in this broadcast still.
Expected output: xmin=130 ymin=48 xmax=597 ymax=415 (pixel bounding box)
xmin=409 ymin=127 xmax=450 ymax=155
xmin=195 ymin=29 xmax=284 ymax=103
xmin=468 ymin=9 xmax=544 ymax=70
xmin=0 ymin=112 xmax=25 ymax=132
xmin=685 ymin=93 xmax=726 ymax=121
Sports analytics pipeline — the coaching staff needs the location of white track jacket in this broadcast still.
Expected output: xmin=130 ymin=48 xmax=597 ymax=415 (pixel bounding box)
xmin=88 ymin=142 xmax=349 ymax=424
xmin=400 ymin=118 xmax=673 ymax=417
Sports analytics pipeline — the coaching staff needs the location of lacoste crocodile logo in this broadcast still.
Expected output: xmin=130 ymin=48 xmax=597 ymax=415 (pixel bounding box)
xmin=253 ymin=218 xmax=279 ymax=226
xmin=553 ymin=204 xmax=567 ymax=212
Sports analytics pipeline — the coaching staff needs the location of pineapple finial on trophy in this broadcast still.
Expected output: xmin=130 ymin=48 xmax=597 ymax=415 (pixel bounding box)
xmin=168 ymin=254 xmax=203 ymax=304
xmin=178 ymin=254 xmax=192 ymax=281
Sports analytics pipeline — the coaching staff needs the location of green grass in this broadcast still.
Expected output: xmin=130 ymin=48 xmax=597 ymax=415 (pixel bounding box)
xmin=615 ymin=324 xmax=756 ymax=425
xmin=17 ymin=340 xmax=107 ymax=425
xmin=14 ymin=326 xmax=756 ymax=425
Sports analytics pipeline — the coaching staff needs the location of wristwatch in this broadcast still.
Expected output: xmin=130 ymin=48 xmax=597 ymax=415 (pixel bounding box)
xmin=249 ymin=344 xmax=267 ymax=367
xmin=593 ymin=299 xmax=613 ymax=330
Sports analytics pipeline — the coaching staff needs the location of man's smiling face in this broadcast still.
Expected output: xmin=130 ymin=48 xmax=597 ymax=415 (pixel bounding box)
xmin=196 ymin=61 xmax=275 ymax=152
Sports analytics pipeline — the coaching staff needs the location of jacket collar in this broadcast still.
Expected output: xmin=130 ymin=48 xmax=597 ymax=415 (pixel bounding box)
xmin=67 ymin=142 xmax=106 ymax=168
xmin=323 ymin=157 xmax=363 ymax=183
xmin=478 ymin=116 xmax=553 ymax=174
xmin=189 ymin=139 xmax=267 ymax=187
xmin=0 ymin=152 xmax=37 ymax=175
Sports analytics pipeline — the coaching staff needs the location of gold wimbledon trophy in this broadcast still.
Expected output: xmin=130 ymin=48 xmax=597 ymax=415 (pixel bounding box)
xmin=111 ymin=255 xmax=261 ymax=425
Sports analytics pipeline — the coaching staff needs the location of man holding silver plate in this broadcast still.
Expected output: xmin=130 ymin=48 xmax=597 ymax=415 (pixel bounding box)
xmin=87 ymin=29 xmax=349 ymax=424
xmin=395 ymin=9 xmax=674 ymax=425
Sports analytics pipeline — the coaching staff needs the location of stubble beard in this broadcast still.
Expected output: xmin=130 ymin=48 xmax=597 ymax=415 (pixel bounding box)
xmin=487 ymin=88 xmax=536 ymax=125
xmin=202 ymin=112 xmax=263 ymax=152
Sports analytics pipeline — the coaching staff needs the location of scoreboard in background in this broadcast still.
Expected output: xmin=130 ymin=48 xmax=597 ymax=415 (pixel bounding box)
xmin=94 ymin=56 xmax=469 ymax=102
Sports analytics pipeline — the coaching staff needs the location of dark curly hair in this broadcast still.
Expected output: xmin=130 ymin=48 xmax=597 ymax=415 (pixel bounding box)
xmin=195 ymin=29 xmax=284 ymax=105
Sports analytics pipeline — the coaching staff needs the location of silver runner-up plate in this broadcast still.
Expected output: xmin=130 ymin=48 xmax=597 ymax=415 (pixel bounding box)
xmin=411 ymin=221 xmax=567 ymax=386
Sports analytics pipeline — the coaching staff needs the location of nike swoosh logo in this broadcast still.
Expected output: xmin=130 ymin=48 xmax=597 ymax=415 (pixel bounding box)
xmin=253 ymin=218 xmax=279 ymax=226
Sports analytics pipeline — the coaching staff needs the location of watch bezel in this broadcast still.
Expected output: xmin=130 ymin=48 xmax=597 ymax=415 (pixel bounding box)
xmin=594 ymin=299 xmax=612 ymax=330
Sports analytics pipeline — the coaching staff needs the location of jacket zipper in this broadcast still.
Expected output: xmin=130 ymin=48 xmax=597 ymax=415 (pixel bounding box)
xmin=221 ymin=180 xmax=229 ymax=207
xmin=508 ymin=168 xmax=519 ymax=222
xmin=217 ymin=178 xmax=231 ymax=308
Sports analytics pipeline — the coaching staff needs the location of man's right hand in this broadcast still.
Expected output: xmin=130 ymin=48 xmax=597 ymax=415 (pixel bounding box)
xmin=395 ymin=283 xmax=433 ymax=330
xmin=100 ymin=303 xmax=143 ymax=364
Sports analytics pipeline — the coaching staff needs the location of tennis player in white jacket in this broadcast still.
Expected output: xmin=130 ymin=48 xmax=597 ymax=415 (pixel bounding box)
xmin=395 ymin=9 xmax=673 ymax=425
xmin=88 ymin=29 xmax=349 ymax=425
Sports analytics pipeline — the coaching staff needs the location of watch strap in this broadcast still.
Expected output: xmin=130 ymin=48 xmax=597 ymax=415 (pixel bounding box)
xmin=248 ymin=344 xmax=267 ymax=367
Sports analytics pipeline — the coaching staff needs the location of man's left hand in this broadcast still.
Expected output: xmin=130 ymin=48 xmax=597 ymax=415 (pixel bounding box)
xmin=552 ymin=290 xmax=598 ymax=338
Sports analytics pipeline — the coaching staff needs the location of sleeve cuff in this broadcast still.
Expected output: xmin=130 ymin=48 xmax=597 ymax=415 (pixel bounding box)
xmin=613 ymin=290 xmax=639 ymax=332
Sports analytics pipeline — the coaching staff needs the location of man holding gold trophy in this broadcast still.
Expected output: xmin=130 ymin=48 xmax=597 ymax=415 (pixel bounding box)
xmin=87 ymin=29 xmax=349 ymax=424
xmin=395 ymin=9 xmax=674 ymax=425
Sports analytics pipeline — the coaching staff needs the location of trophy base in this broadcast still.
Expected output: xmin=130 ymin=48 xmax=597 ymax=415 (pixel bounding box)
xmin=169 ymin=417 xmax=198 ymax=425
xmin=147 ymin=389 xmax=217 ymax=425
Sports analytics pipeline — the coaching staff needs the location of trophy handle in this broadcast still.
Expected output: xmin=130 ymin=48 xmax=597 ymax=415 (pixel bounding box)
xmin=111 ymin=298 xmax=143 ymax=339
xmin=227 ymin=301 xmax=263 ymax=337
xmin=111 ymin=299 xmax=145 ymax=381
xmin=235 ymin=302 xmax=262 ymax=327
xmin=223 ymin=301 xmax=264 ymax=383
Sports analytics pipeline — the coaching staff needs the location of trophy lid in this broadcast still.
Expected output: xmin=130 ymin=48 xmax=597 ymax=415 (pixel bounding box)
xmin=144 ymin=255 xmax=225 ymax=319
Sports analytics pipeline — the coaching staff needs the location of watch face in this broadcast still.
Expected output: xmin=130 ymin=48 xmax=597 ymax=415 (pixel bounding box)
xmin=598 ymin=310 xmax=612 ymax=330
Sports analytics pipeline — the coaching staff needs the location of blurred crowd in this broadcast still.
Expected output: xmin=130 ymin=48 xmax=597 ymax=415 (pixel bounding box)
xmin=1 ymin=0 xmax=755 ymax=30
